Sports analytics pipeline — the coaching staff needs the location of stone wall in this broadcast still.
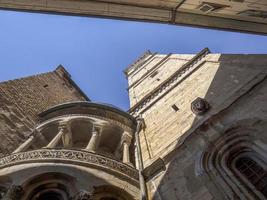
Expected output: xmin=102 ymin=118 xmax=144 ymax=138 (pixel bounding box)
xmin=0 ymin=66 xmax=88 ymax=157
xmin=127 ymin=52 xmax=267 ymax=166
xmin=146 ymin=77 xmax=267 ymax=200
xmin=126 ymin=51 xmax=267 ymax=199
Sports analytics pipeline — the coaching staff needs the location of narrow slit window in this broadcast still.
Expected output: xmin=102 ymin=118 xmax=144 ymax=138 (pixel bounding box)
xmin=171 ymin=104 xmax=179 ymax=112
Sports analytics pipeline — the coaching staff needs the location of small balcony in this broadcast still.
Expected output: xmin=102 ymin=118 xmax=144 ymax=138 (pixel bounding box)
xmin=3 ymin=101 xmax=138 ymax=181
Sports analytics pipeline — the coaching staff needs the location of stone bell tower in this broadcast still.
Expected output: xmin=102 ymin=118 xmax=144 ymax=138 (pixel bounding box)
xmin=125 ymin=48 xmax=213 ymax=167
xmin=125 ymin=49 xmax=267 ymax=199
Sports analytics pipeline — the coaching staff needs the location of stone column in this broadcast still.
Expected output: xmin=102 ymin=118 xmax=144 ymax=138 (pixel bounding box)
xmin=85 ymin=125 xmax=101 ymax=152
xmin=121 ymin=133 xmax=132 ymax=165
xmin=2 ymin=185 xmax=24 ymax=200
xmin=46 ymin=121 xmax=67 ymax=148
xmin=62 ymin=122 xmax=73 ymax=148
xmin=13 ymin=135 xmax=35 ymax=153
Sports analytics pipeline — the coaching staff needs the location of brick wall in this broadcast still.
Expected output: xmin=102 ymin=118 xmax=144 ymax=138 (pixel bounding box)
xmin=0 ymin=66 xmax=88 ymax=156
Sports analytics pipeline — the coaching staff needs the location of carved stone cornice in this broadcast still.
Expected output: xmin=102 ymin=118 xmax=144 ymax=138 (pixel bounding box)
xmin=72 ymin=190 xmax=92 ymax=200
xmin=129 ymin=48 xmax=210 ymax=116
xmin=0 ymin=149 xmax=139 ymax=181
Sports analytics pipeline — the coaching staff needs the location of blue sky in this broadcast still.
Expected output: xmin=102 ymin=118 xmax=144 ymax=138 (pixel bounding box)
xmin=0 ymin=10 xmax=267 ymax=110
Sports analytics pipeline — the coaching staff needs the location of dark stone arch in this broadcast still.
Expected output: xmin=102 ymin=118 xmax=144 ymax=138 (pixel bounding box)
xmin=22 ymin=172 xmax=78 ymax=200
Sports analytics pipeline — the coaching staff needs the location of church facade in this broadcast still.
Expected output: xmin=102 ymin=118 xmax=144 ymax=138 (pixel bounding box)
xmin=0 ymin=48 xmax=267 ymax=199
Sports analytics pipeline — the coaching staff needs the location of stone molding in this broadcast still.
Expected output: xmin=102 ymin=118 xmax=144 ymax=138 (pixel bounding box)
xmin=38 ymin=102 xmax=136 ymax=132
xmin=129 ymin=48 xmax=210 ymax=115
xmin=0 ymin=1 xmax=267 ymax=35
xmin=0 ymin=149 xmax=139 ymax=181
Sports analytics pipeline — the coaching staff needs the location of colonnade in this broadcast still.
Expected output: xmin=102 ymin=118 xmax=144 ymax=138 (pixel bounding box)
xmin=13 ymin=119 xmax=133 ymax=165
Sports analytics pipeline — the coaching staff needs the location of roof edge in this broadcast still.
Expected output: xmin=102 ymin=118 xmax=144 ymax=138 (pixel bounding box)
xmin=123 ymin=50 xmax=153 ymax=76
xmin=55 ymin=65 xmax=90 ymax=101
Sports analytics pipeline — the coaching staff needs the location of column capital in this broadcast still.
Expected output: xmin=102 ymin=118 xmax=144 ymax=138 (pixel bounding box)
xmin=92 ymin=124 xmax=103 ymax=133
xmin=34 ymin=129 xmax=43 ymax=138
xmin=58 ymin=120 xmax=70 ymax=130
xmin=121 ymin=132 xmax=132 ymax=145
xmin=46 ymin=120 xmax=69 ymax=148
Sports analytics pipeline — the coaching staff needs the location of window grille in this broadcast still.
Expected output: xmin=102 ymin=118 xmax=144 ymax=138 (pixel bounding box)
xmin=236 ymin=157 xmax=267 ymax=197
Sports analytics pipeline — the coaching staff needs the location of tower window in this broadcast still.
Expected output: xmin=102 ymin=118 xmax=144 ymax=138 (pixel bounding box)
xmin=171 ymin=104 xmax=179 ymax=112
xmin=236 ymin=157 xmax=267 ymax=197
xmin=150 ymin=71 xmax=158 ymax=78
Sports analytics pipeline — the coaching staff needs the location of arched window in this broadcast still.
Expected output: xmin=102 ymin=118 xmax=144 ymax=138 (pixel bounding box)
xmin=235 ymin=156 xmax=267 ymax=197
xmin=34 ymin=191 xmax=64 ymax=200
xmin=200 ymin=123 xmax=267 ymax=199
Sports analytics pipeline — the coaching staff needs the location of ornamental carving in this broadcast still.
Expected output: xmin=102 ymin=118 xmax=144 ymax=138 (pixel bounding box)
xmin=72 ymin=190 xmax=92 ymax=200
xmin=0 ymin=149 xmax=138 ymax=180
xmin=2 ymin=185 xmax=24 ymax=200
xmin=191 ymin=97 xmax=210 ymax=115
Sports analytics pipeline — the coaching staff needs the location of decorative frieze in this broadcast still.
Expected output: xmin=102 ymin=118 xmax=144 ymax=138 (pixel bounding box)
xmin=0 ymin=149 xmax=139 ymax=181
